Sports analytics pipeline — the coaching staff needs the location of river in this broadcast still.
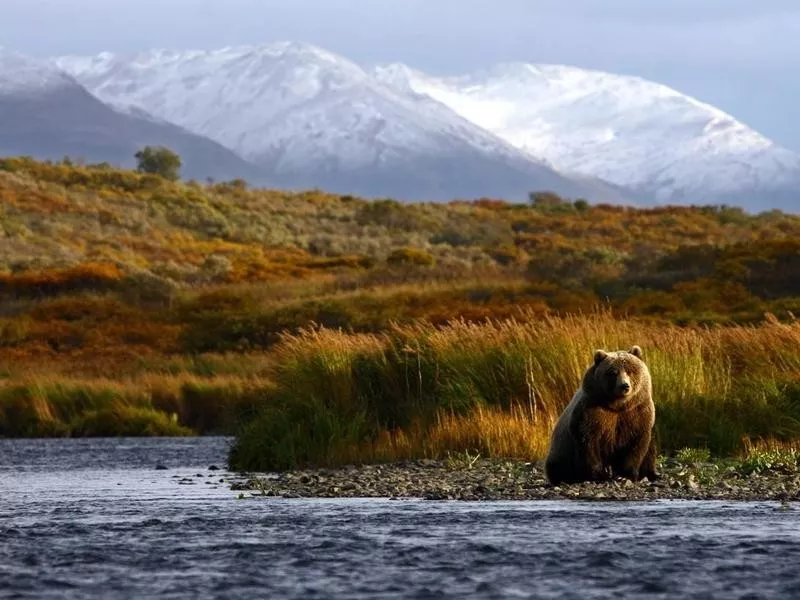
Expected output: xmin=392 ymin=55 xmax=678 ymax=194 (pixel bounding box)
xmin=2 ymin=437 xmax=800 ymax=599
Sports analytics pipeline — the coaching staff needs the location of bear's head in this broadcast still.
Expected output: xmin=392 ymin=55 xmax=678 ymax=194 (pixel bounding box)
xmin=586 ymin=345 xmax=649 ymax=406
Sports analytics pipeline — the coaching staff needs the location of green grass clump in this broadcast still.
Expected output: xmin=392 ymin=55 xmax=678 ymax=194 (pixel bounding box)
xmin=738 ymin=448 xmax=800 ymax=475
xmin=737 ymin=439 xmax=800 ymax=475
xmin=71 ymin=405 xmax=192 ymax=437
xmin=0 ymin=377 xmax=272 ymax=438
xmin=675 ymin=447 xmax=712 ymax=464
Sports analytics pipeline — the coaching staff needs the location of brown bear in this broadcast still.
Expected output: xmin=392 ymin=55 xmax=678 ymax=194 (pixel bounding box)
xmin=544 ymin=345 xmax=658 ymax=485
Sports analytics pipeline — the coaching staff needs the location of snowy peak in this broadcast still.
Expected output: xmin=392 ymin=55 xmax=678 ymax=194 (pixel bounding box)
xmin=60 ymin=41 xmax=370 ymax=92
xmin=55 ymin=42 xmax=632 ymax=203
xmin=371 ymin=63 xmax=428 ymax=93
xmin=375 ymin=61 xmax=800 ymax=206
xmin=56 ymin=42 xmax=407 ymax=161
xmin=0 ymin=48 xmax=75 ymax=95
xmin=38 ymin=42 xmax=800 ymax=209
xmin=55 ymin=43 xmax=545 ymax=168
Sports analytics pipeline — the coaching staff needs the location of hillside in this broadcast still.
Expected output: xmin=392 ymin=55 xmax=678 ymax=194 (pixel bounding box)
xmin=1 ymin=158 xmax=800 ymax=338
xmin=3 ymin=158 xmax=800 ymax=458
xmin=0 ymin=48 xmax=267 ymax=184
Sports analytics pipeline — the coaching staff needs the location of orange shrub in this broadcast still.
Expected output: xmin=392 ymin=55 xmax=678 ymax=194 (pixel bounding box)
xmin=0 ymin=263 xmax=125 ymax=298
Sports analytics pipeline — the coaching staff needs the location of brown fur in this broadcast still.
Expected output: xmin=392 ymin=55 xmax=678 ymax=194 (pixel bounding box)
xmin=544 ymin=345 xmax=658 ymax=485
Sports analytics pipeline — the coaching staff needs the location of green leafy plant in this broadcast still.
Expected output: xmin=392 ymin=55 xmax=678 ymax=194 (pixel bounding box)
xmin=134 ymin=146 xmax=182 ymax=181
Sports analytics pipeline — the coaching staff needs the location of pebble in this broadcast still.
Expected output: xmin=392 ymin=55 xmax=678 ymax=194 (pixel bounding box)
xmin=226 ymin=459 xmax=800 ymax=502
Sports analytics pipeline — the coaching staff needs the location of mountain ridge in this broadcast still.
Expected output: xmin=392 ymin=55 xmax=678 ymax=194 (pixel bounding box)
xmin=0 ymin=41 xmax=793 ymax=209
xmin=55 ymin=42 xmax=633 ymax=203
xmin=0 ymin=48 xmax=270 ymax=184
xmin=56 ymin=41 xmax=800 ymax=210
xmin=372 ymin=60 xmax=800 ymax=210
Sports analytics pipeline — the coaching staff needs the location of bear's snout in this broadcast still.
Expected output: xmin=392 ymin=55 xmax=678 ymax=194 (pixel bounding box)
xmin=614 ymin=373 xmax=632 ymax=396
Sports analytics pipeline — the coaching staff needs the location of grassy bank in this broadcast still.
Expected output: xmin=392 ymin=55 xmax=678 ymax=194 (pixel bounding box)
xmin=0 ymin=374 xmax=272 ymax=437
xmin=229 ymin=312 xmax=800 ymax=471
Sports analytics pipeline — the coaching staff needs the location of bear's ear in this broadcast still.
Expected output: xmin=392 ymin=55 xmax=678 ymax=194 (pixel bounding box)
xmin=594 ymin=350 xmax=608 ymax=365
xmin=629 ymin=345 xmax=643 ymax=358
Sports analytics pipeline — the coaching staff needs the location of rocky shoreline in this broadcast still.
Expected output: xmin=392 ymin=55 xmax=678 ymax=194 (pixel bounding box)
xmin=229 ymin=457 xmax=800 ymax=502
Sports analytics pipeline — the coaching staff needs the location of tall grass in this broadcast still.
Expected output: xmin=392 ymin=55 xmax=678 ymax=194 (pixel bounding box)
xmin=0 ymin=374 xmax=273 ymax=437
xmin=229 ymin=311 xmax=800 ymax=471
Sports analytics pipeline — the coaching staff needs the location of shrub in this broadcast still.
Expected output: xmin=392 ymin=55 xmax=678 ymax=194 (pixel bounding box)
xmin=529 ymin=191 xmax=568 ymax=207
xmin=574 ymin=199 xmax=590 ymax=211
xmin=0 ymin=263 xmax=125 ymax=299
xmin=0 ymin=317 xmax=31 ymax=347
xmin=387 ymin=247 xmax=435 ymax=267
xmin=134 ymin=146 xmax=182 ymax=181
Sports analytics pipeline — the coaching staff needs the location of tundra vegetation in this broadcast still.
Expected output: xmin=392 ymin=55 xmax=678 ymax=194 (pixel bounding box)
xmin=1 ymin=156 xmax=800 ymax=471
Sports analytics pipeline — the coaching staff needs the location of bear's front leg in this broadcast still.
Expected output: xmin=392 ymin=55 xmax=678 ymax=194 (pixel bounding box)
xmin=616 ymin=430 xmax=653 ymax=482
xmin=571 ymin=411 xmax=612 ymax=483
xmin=639 ymin=433 xmax=659 ymax=481
xmin=584 ymin=442 xmax=612 ymax=482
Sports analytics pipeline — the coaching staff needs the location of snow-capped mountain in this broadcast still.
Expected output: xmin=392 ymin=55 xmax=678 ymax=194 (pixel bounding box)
xmin=0 ymin=47 xmax=74 ymax=95
xmin=2 ymin=40 xmax=790 ymax=209
xmin=0 ymin=48 xmax=268 ymax=183
xmin=374 ymin=62 xmax=800 ymax=210
xmin=54 ymin=43 xmax=634 ymax=203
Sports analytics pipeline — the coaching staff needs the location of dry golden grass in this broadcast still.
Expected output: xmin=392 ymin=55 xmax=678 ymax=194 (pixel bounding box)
xmin=229 ymin=311 xmax=800 ymax=470
xmin=741 ymin=436 xmax=800 ymax=455
xmin=371 ymin=404 xmax=554 ymax=462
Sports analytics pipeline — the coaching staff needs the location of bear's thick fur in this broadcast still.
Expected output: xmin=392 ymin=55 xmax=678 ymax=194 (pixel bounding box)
xmin=544 ymin=345 xmax=658 ymax=485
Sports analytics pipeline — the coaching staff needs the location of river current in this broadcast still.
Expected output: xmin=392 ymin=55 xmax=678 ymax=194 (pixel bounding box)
xmin=2 ymin=437 xmax=800 ymax=599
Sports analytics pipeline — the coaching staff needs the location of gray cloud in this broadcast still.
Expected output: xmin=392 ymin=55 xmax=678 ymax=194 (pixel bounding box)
xmin=3 ymin=0 xmax=799 ymax=151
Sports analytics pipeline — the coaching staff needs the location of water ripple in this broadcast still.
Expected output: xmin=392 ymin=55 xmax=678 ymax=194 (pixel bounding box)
xmin=2 ymin=438 xmax=800 ymax=598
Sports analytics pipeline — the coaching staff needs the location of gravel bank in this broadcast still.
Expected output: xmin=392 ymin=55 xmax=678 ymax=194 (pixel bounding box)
xmin=229 ymin=458 xmax=800 ymax=502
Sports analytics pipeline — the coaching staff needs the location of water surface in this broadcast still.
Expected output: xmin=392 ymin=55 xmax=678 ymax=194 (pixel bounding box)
xmin=2 ymin=437 xmax=799 ymax=599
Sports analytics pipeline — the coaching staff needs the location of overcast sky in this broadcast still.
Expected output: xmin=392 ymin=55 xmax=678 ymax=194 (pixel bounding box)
xmin=3 ymin=0 xmax=799 ymax=151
